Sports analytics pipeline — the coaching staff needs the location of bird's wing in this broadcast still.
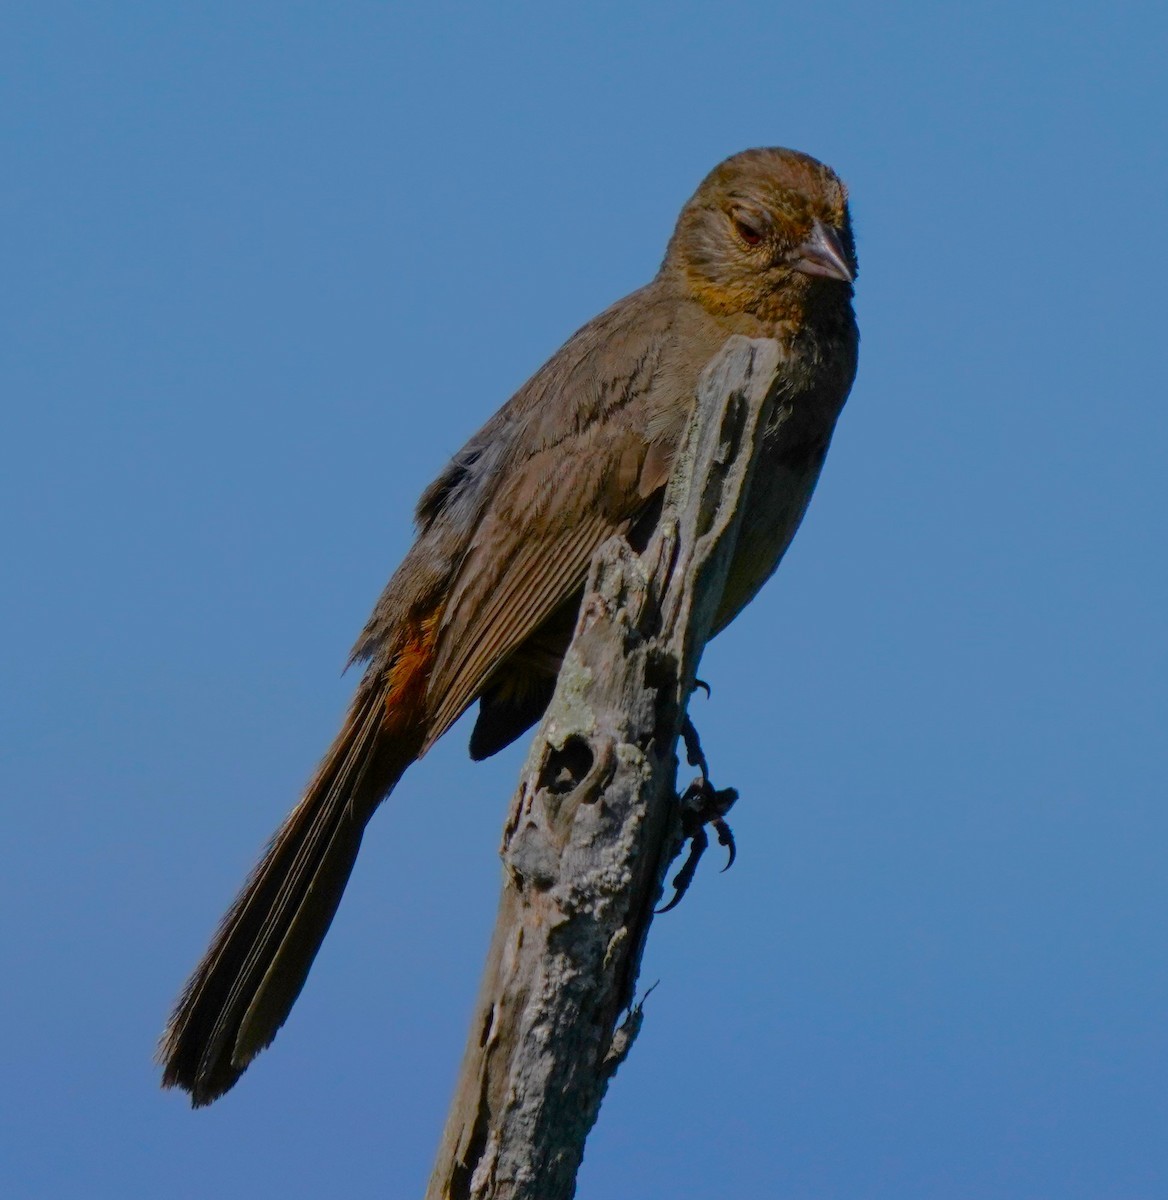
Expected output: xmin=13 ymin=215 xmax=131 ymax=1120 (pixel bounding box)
xmin=421 ymin=294 xmax=689 ymax=750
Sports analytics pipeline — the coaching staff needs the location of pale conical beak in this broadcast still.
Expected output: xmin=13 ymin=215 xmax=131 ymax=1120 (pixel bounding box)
xmin=791 ymin=220 xmax=853 ymax=283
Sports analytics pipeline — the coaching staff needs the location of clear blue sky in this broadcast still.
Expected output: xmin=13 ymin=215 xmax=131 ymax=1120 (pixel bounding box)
xmin=3 ymin=3 xmax=1165 ymax=1197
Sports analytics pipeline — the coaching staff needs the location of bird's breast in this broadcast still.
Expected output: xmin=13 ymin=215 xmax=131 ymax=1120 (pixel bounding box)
xmin=711 ymin=329 xmax=854 ymax=634
xmin=713 ymin=429 xmax=827 ymax=633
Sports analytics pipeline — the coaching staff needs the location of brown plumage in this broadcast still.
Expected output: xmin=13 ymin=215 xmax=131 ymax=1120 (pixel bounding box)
xmin=159 ymin=146 xmax=859 ymax=1106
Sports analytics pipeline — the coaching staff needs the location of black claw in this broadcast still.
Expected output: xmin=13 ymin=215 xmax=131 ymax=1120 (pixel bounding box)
xmin=657 ymin=825 xmax=708 ymax=913
xmin=693 ymin=678 xmax=712 ymax=698
xmin=714 ymin=817 xmax=736 ymax=872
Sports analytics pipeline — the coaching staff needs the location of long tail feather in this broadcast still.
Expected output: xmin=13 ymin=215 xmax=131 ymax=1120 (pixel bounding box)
xmin=158 ymin=689 xmax=418 ymax=1106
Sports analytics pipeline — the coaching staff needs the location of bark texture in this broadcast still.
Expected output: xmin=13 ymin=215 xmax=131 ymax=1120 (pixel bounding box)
xmin=426 ymin=336 xmax=784 ymax=1200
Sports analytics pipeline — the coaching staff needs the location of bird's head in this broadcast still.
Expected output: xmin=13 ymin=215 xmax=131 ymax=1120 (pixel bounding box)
xmin=663 ymin=147 xmax=856 ymax=326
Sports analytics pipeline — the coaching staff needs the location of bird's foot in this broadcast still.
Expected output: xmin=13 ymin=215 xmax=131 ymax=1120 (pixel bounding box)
xmin=658 ymin=716 xmax=738 ymax=913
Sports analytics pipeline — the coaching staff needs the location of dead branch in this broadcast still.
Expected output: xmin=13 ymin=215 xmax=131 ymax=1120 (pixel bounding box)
xmin=426 ymin=336 xmax=784 ymax=1200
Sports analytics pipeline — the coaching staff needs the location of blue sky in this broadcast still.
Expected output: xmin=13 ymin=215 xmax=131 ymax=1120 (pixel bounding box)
xmin=3 ymin=3 xmax=1166 ymax=1197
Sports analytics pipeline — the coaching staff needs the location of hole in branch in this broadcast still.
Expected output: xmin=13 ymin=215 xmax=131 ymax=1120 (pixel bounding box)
xmin=539 ymin=736 xmax=594 ymax=795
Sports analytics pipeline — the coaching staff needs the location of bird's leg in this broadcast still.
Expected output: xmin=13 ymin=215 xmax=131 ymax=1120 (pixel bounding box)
xmin=680 ymin=712 xmax=738 ymax=869
xmin=680 ymin=712 xmax=710 ymax=782
xmin=657 ymin=715 xmax=739 ymax=913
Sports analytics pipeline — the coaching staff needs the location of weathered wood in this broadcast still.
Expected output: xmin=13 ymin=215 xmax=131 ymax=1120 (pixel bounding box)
xmin=425 ymin=336 xmax=785 ymax=1200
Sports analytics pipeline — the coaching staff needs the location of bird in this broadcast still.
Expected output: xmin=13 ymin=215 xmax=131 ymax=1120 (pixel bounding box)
xmin=159 ymin=146 xmax=859 ymax=1107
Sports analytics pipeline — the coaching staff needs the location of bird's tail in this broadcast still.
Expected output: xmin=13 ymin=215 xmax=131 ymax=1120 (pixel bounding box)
xmin=157 ymin=681 xmax=422 ymax=1106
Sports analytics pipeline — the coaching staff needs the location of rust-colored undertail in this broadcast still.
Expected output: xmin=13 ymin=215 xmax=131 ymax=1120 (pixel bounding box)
xmin=157 ymin=613 xmax=440 ymax=1106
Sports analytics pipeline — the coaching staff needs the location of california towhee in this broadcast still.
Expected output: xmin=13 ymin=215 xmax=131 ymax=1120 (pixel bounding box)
xmin=160 ymin=146 xmax=859 ymax=1106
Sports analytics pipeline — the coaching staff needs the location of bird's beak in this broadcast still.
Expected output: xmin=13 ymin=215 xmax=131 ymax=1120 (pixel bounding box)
xmin=791 ymin=220 xmax=853 ymax=283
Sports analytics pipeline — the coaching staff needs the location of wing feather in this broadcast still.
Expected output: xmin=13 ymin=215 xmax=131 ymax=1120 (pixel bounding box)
xmin=423 ymin=503 xmax=616 ymax=748
xmin=412 ymin=286 xmax=710 ymax=751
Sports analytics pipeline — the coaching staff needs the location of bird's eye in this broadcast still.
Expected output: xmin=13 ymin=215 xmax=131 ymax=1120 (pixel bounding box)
xmin=731 ymin=211 xmax=765 ymax=247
